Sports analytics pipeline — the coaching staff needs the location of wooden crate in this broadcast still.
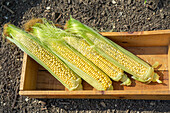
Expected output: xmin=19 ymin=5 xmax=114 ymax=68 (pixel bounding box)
xmin=19 ymin=30 xmax=170 ymax=100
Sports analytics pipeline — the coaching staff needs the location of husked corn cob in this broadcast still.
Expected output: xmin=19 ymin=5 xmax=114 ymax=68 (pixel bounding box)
xmin=3 ymin=24 xmax=82 ymax=91
xmin=25 ymin=19 xmax=113 ymax=91
xmin=65 ymin=17 xmax=162 ymax=83
xmin=63 ymin=36 xmax=131 ymax=85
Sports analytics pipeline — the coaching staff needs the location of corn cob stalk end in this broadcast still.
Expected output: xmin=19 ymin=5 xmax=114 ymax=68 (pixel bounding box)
xmin=152 ymin=61 xmax=159 ymax=68
xmin=3 ymin=23 xmax=13 ymax=38
xmin=120 ymin=74 xmax=131 ymax=86
xmin=152 ymin=73 xmax=162 ymax=83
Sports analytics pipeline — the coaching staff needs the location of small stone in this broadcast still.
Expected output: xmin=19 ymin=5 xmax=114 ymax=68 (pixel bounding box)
xmin=4 ymin=16 xmax=8 ymax=20
xmin=100 ymin=101 xmax=106 ymax=107
xmin=3 ymin=103 xmax=6 ymax=106
xmin=52 ymin=12 xmax=55 ymax=20
xmin=124 ymin=25 xmax=130 ymax=29
xmin=160 ymin=13 xmax=165 ymax=19
xmin=150 ymin=102 xmax=155 ymax=106
xmin=17 ymin=58 xmax=20 ymax=61
xmin=118 ymin=12 xmax=123 ymax=16
xmin=132 ymin=6 xmax=136 ymax=9
xmin=44 ymin=10 xmax=50 ymax=13
xmin=112 ymin=24 xmax=116 ymax=29
xmin=46 ymin=6 xmax=50 ymax=10
xmin=41 ymin=107 xmax=47 ymax=111
xmin=0 ymin=65 xmax=2 ymax=70
xmin=68 ymin=0 xmax=71 ymax=4
xmin=14 ymin=51 xmax=18 ymax=55
xmin=6 ymin=2 xmax=10 ymax=6
xmin=64 ymin=105 xmax=68 ymax=109
xmin=160 ymin=9 xmax=163 ymax=12
xmin=112 ymin=0 xmax=116 ymax=4
xmin=32 ymin=100 xmax=37 ymax=104
xmin=44 ymin=13 xmax=48 ymax=17
xmin=25 ymin=97 xmax=29 ymax=102
xmin=147 ymin=18 xmax=151 ymax=21
xmin=38 ymin=101 xmax=46 ymax=105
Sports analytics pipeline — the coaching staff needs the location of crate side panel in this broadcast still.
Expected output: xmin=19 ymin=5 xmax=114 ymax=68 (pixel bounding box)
xmin=168 ymin=43 xmax=170 ymax=90
xmin=19 ymin=90 xmax=170 ymax=100
xmin=21 ymin=54 xmax=39 ymax=90
xmin=105 ymin=35 xmax=169 ymax=47
xmin=101 ymin=30 xmax=170 ymax=47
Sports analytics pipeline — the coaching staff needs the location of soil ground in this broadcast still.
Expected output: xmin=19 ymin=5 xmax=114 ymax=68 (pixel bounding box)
xmin=0 ymin=0 xmax=170 ymax=112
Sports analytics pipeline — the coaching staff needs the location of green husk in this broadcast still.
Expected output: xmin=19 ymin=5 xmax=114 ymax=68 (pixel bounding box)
xmin=27 ymin=19 xmax=113 ymax=91
xmin=65 ymin=16 xmax=162 ymax=83
xmin=62 ymin=34 xmax=131 ymax=86
xmin=3 ymin=24 xmax=82 ymax=91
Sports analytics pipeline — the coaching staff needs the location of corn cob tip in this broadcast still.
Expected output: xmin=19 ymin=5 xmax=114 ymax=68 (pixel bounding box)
xmin=2 ymin=23 xmax=14 ymax=44
xmin=120 ymin=74 xmax=131 ymax=86
xmin=152 ymin=73 xmax=162 ymax=83
xmin=152 ymin=62 xmax=159 ymax=68
xmin=24 ymin=18 xmax=43 ymax=32
xmin=3 ymin=23 xmax=10 ymax=37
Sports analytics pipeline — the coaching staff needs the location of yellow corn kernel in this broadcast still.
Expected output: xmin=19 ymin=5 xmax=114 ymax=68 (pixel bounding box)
xmin=19 ymin=36 xmax=80 ymax=89
xmin=87 ymin=34 xmax=147 ymax=78
xmin=63 ymin=36 xmax=125 ymax=82
xmin=52 ymin=44 xmax=112 ymax=90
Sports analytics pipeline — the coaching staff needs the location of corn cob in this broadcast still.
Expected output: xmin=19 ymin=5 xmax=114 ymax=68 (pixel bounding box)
xmin=65 ymin=17 xmax=162 ymax=83
xmin=63 ymin=34 xmax=131 ymax=86
xmin=25 ymin=19 xmax=113 ymax=91
xmin=3 ymin=24 xmax=82 ymax=91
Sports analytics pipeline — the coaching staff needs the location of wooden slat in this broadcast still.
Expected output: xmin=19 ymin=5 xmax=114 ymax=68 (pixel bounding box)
xmin=19 ymin=90 xmax=170 ymax=95
xmin=20 ymin=53 xmax=39 ymax=90
xmin=26 ymin=95 xmax=170 ymax=100
xmin=20 ymin=53 xmax=27 ymax=90
xmin=19 ymin=90 xmax=170 ymax=100
xmin=100 ymin=30 xmax=170 ymax=36
xmin=101 ymin=30 xmax=170 ymax=47
xmin=168 ymin=43 xmax=170 ymax=90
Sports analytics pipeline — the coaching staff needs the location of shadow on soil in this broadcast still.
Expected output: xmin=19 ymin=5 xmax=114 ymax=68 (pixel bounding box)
xmin=39 ymin=98 xmax=170 ymax=112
